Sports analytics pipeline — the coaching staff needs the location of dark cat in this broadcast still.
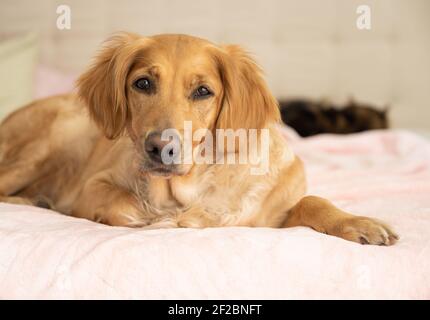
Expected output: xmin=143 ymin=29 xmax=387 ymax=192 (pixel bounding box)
xmin=279 ymin=98 xmax=389 ymax=137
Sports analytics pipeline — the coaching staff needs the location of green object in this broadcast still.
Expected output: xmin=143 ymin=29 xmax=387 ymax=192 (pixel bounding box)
xmin=0 ymin=32 xmax=38 ymax=121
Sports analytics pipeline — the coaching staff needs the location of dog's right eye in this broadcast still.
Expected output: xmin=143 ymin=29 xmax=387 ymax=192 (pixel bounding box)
xmin=133 ymin=78 xmax=153 ymax=92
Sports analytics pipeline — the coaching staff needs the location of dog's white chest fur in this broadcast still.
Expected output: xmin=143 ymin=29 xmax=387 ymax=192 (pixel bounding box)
xmin=168 ymin=164 xmax=270 ymax=225
xmin=170 ymin=178 xmax=200 ymax=206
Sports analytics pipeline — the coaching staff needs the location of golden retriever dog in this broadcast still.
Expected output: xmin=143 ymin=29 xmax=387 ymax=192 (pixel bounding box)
xmin=0 ymin=32 xmax=398 ymax=245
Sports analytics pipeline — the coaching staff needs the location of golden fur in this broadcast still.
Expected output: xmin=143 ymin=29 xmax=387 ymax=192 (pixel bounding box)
xmin=0 ymin=33 xmax=398 ymax=245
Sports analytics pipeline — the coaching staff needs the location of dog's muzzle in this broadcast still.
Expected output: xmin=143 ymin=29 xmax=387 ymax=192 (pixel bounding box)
xmin=143 ymin=130 xmax=182 ymax=176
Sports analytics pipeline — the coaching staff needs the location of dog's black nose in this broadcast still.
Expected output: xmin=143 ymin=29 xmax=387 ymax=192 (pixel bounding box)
xmin=144 ymin=131 xmax=180 ymax=164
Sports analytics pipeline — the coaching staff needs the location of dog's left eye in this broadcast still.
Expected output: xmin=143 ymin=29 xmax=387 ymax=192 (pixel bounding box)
xmin=192 ymin=86 xmax=213 ymax=100
xmin=133 ymin=77 xmax=153 ymax=92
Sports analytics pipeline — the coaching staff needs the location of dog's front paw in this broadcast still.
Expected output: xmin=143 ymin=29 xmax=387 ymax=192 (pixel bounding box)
xmin=338 ymin=216 xmax=399 ymax=246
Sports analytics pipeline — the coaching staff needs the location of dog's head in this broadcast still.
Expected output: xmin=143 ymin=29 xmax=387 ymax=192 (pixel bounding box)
xmin=77 ymin=32 xmax=279 ymax=177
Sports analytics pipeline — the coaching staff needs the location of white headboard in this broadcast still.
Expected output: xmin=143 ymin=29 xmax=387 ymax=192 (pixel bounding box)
xmin=1 ymin=0 xmax=429 ymax=128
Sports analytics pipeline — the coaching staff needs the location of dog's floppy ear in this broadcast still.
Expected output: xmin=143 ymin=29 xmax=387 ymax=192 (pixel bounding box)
xmin=213 ymin=45 xmax=280 ymax=130
xmin=77 ymin=32 xmax=145 ymax=139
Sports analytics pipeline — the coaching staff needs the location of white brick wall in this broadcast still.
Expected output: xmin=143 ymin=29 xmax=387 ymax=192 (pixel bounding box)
xmin=1 ymin=0 xmax=429 ymax=128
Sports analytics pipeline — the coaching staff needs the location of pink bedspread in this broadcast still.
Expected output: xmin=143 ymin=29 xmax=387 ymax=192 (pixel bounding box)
xmin=1 ymin=128 xmax=429 ymax=299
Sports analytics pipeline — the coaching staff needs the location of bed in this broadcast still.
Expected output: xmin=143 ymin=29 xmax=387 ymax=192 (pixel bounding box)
xmin=1 ymin=126 xmax=429 ymax=299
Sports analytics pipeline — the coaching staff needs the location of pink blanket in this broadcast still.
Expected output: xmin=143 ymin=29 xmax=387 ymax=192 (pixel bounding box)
xmin=1 ymin=128 xmax=429 ymax=299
